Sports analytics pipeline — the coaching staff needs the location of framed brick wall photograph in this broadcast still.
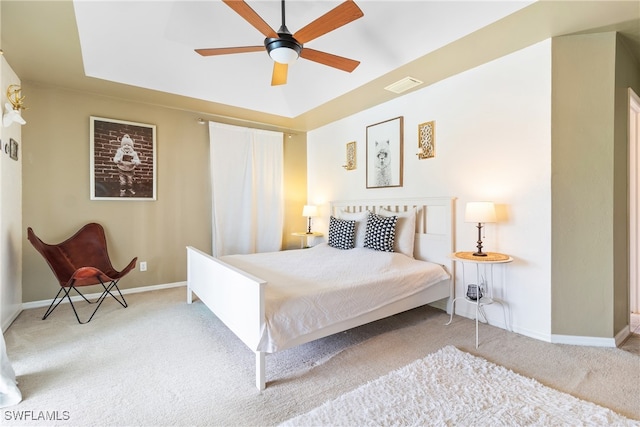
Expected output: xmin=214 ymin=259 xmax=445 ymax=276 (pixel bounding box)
xmin=90 ymin=116 xmax=156 ymax=201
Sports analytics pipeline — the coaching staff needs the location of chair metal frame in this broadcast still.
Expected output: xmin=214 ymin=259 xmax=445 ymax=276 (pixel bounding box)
xmin=27 ymin=223 xmax=137 ymax=324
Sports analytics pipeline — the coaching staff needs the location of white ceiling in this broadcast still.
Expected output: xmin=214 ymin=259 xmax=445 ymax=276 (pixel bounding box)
xmin=72 ymin=0 xmax=533 ymax=118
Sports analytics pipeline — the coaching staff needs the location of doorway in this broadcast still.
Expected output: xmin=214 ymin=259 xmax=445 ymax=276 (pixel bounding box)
xmin=630 ymin=88 xmax=640 ymax=333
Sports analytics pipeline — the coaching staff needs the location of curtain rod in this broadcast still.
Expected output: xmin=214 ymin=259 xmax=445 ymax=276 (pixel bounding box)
xmin=197 ymin=113 xmax=302 ymax=136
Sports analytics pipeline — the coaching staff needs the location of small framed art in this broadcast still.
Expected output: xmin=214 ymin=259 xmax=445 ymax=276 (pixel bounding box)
xmin=417 ymin=120 xmax=435 ymax=159
xmin=90 ymin=116 xmax=156 ymax=200
xmin=366 ymin=116 xmax=403 ymax=188
xmin=9 ymin=138 xmax=18 ymax=161
xmin=343 ymin=141 xmax=356 ymax=170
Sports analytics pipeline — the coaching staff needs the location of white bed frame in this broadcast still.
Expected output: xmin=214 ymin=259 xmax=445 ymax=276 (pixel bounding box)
xmin=186 ymin=197 xmax=455 ymax=390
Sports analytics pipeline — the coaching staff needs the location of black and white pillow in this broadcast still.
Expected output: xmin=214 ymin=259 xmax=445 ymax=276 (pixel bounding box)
xmin=338 ymin=209 xmax=370 ymax=248
xmin=364 ymin=212 xmax=398 ymax=252
xmin=328 ymin=216 xmax=356 ymax=250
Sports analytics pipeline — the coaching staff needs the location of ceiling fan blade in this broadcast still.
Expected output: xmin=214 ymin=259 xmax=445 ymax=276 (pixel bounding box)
xmin=300 ymin=48 xmax=360 ymax=73
xmin=293 ymin=0 xmax=364 ymax=44
xmin=271 ymin=62 xmax=288 ymax=86
xmin=195 ymin=46 xmax=264 ymax=56
xmin=222 ymin=0 xmax=278 ymax=38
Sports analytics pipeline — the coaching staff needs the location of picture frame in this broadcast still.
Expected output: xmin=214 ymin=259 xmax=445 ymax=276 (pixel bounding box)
xmin=366 ymin=116 xmax=403 ymax=188
xmin=417 ymin=120 xmax=436 ymax=159
xmin=90 ymin=116 xmax=156 ymax=200
xmin=343 ymin=141 xmax=356 ymax=170
xmin=9 ymin=138 xmax=18 ymax=161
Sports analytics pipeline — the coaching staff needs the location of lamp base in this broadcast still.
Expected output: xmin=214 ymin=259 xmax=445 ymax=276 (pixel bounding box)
xmin=473 ymin=223 xmax=487 ymax=257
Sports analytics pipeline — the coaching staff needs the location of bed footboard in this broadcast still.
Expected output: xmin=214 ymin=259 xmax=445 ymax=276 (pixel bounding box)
xmin=186 ymin=246 xmax=268 ymax=390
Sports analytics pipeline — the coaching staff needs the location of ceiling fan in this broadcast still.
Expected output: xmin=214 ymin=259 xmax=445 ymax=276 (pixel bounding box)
xmin=195 ymin=0 xmax=364 ymax=86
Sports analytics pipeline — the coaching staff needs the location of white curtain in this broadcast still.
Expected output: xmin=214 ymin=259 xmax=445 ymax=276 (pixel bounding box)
xmin=0 ymin=332 xmax=21 ymax=408
xmin=209 ymin=122 xmax=283 ymax=256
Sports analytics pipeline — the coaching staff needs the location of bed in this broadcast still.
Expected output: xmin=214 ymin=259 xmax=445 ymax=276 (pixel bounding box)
xmin=186 ymin=197 xmax=455 ymax=390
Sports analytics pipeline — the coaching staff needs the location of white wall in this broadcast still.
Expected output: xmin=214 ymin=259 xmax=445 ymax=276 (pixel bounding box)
xmin=307 ymin=40 xmax=552 ymax=340
xmin=1 ymin=57 xmax=23 ymax=331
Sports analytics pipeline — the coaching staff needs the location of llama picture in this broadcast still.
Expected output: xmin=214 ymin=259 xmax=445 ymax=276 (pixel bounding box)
xmin=374 ymin=140 xmax=392 ymax=186
xmin=367 ymin=117 xmax=403 ymax=188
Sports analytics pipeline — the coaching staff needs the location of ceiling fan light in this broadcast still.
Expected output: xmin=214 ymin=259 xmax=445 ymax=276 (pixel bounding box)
xmin=269 ymin=46 xmax=299 ymax=64
xmin=265 ymin=34 xmax=302 ymax=65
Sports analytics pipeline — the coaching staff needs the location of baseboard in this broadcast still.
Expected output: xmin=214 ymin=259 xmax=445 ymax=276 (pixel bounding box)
xmin=453 ymin=302 xmax=620 ymax=347
xmin=21 ymin=281 xmax=187 ymax=310
xmin=2 ymin=307 xmax=22 ymax=333
xmin=614 ymin=325 xmax=631 ymax=347
xmin=510 ymin=325 xmax=552 ymax=343
xmin=550 ymin=333 xmax=617 ymax=348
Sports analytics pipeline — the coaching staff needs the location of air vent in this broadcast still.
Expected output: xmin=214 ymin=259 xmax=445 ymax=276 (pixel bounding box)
xmin=384 ymin=77 xmax=424 ymax=94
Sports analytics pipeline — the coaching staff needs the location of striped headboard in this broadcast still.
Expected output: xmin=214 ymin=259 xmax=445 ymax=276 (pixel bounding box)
xmin=330 ymin=197 xmax=456 ymax=273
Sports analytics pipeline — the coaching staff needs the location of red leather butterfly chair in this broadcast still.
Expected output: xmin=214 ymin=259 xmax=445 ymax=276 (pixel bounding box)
xmin=27 ymin=223 xmax=137 ymax=324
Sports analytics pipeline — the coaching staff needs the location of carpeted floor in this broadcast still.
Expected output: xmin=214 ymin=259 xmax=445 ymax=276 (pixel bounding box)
xmin=3 ymin=286 xmax=640 ymax=426
xmin=282 ymin=346 xmax=637 ymax=426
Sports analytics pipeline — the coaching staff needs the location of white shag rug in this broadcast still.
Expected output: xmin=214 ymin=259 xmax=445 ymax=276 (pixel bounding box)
xmin=281 ymin=346 xmax=638 ymax=426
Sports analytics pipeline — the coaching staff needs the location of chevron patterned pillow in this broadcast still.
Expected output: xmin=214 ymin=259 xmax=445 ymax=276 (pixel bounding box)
xmin=328 ymin=216 xmax=356 ymax=250
xmin=364 ymin=212 xmax=398 ymax=252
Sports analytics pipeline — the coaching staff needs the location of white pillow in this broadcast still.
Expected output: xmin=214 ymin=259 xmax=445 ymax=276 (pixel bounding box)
xmin=378 ymin=207 xmax=417 ymax=257
xmin=338 ymin=209 xmax=370 ymax=248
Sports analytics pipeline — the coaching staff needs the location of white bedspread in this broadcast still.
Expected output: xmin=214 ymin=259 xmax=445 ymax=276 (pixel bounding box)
xmin=220 ymin=244 xmax=450 ymax=352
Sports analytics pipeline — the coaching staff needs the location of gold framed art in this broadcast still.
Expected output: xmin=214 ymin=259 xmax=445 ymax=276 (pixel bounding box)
xmin=343 ymin=141 xmax=356 ymax=170
xmin=417 ymin=120 xmax=435 ymax=160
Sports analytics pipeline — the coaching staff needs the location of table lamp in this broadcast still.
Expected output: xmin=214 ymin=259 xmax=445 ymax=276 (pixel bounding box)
xmin=465 ymin=201 xmax=496 ymax=257
xmin=302 ymin=205 xmax=318 ymax=234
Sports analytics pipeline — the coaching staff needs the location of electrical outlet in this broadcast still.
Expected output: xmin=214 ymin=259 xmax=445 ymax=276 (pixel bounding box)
xmin=140 ymin=261 xmax=147 ymax=272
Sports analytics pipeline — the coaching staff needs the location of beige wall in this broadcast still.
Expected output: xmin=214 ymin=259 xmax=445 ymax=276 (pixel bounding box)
xmin=22 ymin=83 xmax=306 ymax=302
xmin=551 ymin=32 xmax=640 ymax=338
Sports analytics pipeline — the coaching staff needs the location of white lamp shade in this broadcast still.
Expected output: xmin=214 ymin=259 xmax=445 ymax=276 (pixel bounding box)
xmin=269 ymin=47 xmax=299 ymax=64
xmin=302 ymin=205 xmax=318 ymax=217
xmin=465 ymin=202 xmax=496 ymax=223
